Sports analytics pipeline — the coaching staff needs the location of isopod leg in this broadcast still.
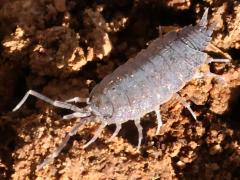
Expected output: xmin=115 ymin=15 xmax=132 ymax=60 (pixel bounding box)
xmin=83 ymin=122 xmax=107 ymax=149
xmin=12 ymin=90 xmax=83 ymax=112
xmin=155 ymin=108 xmax=162 ymax=135
xmin=194 ymin=72 xmax=227 ymax=85
xmin=63 ymin=112 xmax=90 ymax=120
xmin=108 ymin=123 xmax=122 ymax=142
xmin=207 ymin=44 xmax=232 ymax=59
xmin=199 ymin=56 xmax=229 ymax=85
xmin=65 ymin=97 xmax=89 ymax=104
xmin=175 ymin=94 xmax=197 ymax=121
xmin=37 ymin=119 xmax=86 ymax=170
xmin=206 ymin=57 xmax=230 ymax=64
xmin=134 ymin=119 xmax=143 ymax=150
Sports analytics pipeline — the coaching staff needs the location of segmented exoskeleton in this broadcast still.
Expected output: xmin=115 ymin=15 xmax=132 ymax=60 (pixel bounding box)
xmin=13 ymin=8 xmax=229 ymax=170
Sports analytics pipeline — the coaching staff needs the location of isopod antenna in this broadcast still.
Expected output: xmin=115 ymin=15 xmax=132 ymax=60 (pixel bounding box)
xmin=36 ymin=116 xmax=92 ymax=171
xmin=12 ymin=90 xmax=91 ymax=118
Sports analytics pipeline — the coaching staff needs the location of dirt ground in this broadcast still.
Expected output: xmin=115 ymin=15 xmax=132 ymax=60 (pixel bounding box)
xmin=1 ymin=0 xmax=240 ymax=179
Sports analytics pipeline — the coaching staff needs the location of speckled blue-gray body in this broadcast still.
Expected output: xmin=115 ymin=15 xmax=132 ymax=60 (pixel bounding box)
xmin=14 ymin=9 xmax=224 ymax=169
xmin=89 ymin=9 xmax=212 ymax=124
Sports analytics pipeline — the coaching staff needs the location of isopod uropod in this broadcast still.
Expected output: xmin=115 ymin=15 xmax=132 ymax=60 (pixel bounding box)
xmin=12 ymin=8 xmax=229 ymax=170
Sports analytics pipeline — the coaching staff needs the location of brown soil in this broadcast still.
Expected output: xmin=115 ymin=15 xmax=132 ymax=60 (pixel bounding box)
xmin=1 ymin=0 xmax=240 ymax=179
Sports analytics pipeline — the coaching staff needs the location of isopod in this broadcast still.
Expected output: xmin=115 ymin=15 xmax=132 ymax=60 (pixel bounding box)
xmin=12 ymin=8 xmax=229 ymax=170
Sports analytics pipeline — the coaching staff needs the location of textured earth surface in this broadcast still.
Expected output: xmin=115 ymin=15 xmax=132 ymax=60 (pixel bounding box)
xmin=0 ymin=0 xmax=240 ymax=179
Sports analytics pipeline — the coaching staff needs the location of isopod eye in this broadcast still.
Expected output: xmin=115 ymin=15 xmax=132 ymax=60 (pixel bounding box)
xmin=98 ymin=95 xmax=113 ymax=118
xmin=89 ymin=94 xmax=113 ymax=119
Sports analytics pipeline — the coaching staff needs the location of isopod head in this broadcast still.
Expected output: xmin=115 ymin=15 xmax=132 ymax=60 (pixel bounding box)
xmin=89 ymin=86 xmax=114 ymax=121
